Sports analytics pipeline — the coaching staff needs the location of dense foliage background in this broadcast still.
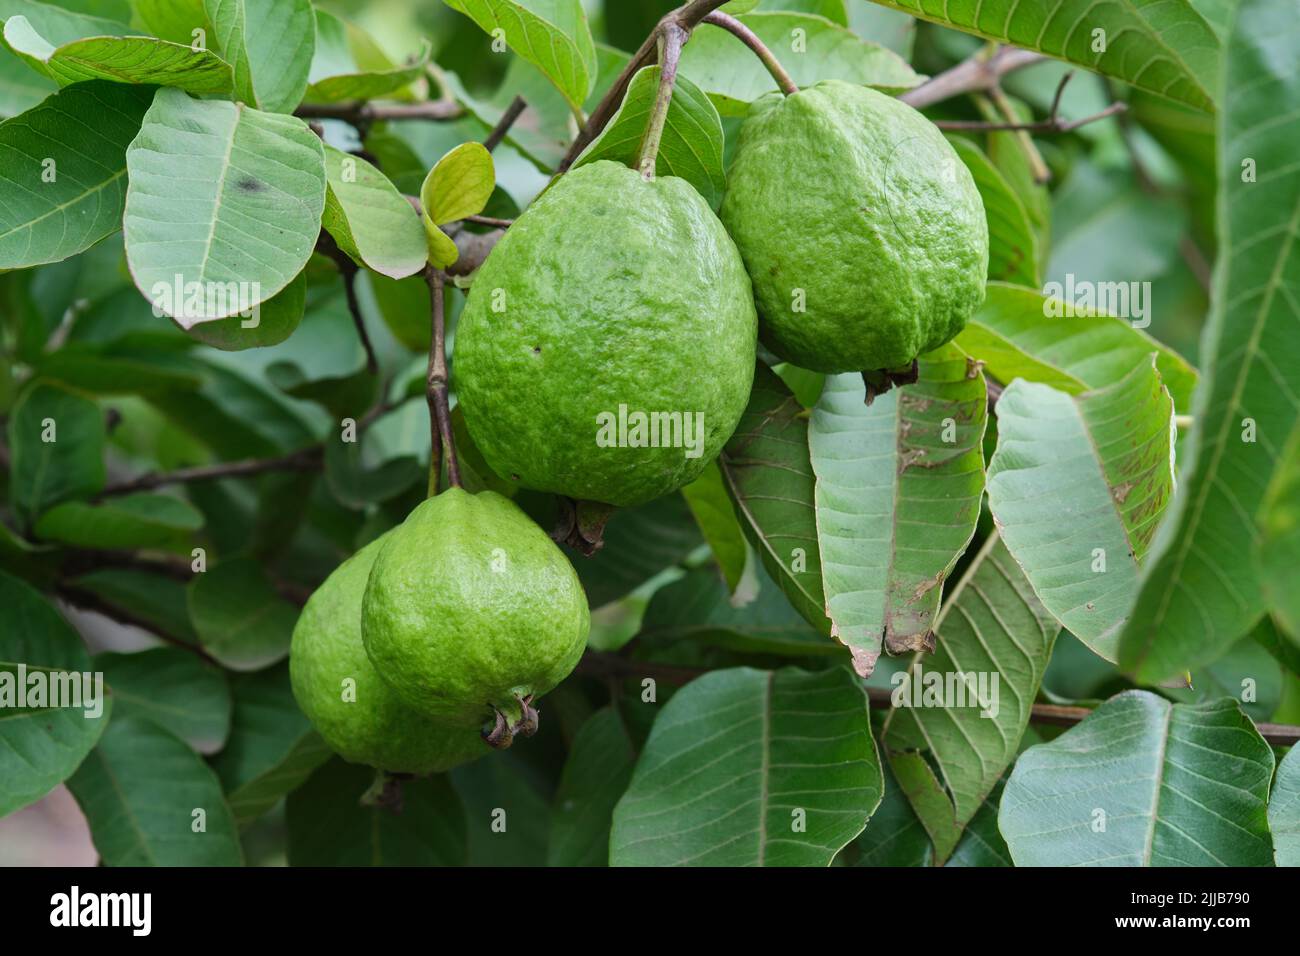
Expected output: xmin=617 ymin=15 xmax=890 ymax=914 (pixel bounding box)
xmin=0 ymin=0 xmax=1297 ymax=867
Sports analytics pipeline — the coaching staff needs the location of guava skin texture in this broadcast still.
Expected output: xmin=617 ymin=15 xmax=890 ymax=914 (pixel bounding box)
xmin=289 ymin=533 xmax=487 ymax=775
xmin=720 ymin=80 xmax=989 ymax=373
xmin=453 ymin=160 xmax=757 ymax=508
xmin=361 ymin=488 xmax=590 ymax=728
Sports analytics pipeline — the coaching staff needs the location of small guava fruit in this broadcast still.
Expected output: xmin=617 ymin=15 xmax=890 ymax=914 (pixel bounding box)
xmin=720 ymin=80 xmax=989 ymax=374
xmin=289 ymin=533 xmax=487 ymax=775
xmin=453 ymin=160 xmax=757 ymax=508
xmin=361 ymin=488 xmax=590 ymax=735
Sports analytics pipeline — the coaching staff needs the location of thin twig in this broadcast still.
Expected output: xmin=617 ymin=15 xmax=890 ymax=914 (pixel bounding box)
xmin=934 ymin=101 xmax=1126 ymax=133
xmin=463 ymin=214 xmax=514 ymax=229
xmin=294 ymin=100 xmax=461 ymax=123
xmin=899 ymin=45 xmax=1044 ymax=109
xmin=318 ymin=233 xmax=379 ymax=375
xmin=701 ymin=11 xmax=798 ymax=95
xmin=98 ymin=447 xmax=322 ymax=498
xmin=424 ymin=266 xmax=460 ymax=492
xmin=57 ymin=584 xmax=220 ymax=665
xmin=483 ymin=95 xmax=527 ymax=152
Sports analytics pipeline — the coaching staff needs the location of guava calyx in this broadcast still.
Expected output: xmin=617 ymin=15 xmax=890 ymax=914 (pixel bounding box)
xmin=553 ymin=497 xmax=616 ymax=556
xmin=862 ymin=360 xmax=920 ymax=406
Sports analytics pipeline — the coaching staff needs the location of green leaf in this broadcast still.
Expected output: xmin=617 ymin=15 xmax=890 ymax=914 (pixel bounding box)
xmin=123 ymin=87 xmax=326 ymax=325
xmin=0 ymin=81 xmax=151 ymax=269
xmin=33 ymin=351 xmax=202 ymax=396
xmin=678 ymin=11 xmax=921 ymax=116
xmin=809 ymin=345 xmax=988 ymax=675
xmin=948 ymin=136 xmax=1039 ymax=286
xmin=34 ymin=492 xmax=203 ymax=548
xmin=66 ymin=714 xmax=243 ymax=865
xmin=882 ymin=536 xmax=1059 ymax=863
xmin=548 ymin=707 xmax=636 ymax=866
xmin=304 ymin=9 xmax=428 ymax=104
xmin=0 ymin=37 xmax=54 ymax=118
xmin=1270 ymin=745 xmax=1300 ymax=867
xmin=7 ymin=380 xmax=105 ymax=527
xmin=0 ymin=570 xmax=111 ymax=817
xmin=443 ymin=0 xmax=596 ymax=114
xmin=184 ymin=269 xmax=307 ymax=350
xmin=133 ymin=0 xmax=210 ymax=46
xmin=322 ymin=146 xmax=427 ymax=280
xmin=956 ymin=283 xmax=1199 ymax=412
xmin=681 ymin=460 xmax=747 ymax=592
xmin=1257 ymin=422 xmax=1300 ymax=640
xmin=421 ymin=141 xmax=494 ymax=226
xmin=187 ymin=558 xmax=297 ymax=671
xmin=719 ymin=364 xmax=829 ymax=635
xmin=848 ymin=753 xmax=932 ymax=866
xmin=1118 ymin=0 xmax=1300 ymax=682
xmin=70 ymin=568 xmax=197 ymax=642
xmin=95 ymin=647 xmax=230 ymax=754
xmin=210 ymin=664 xmax=332 ymax=826
xmin=287 ymin=757 xmax=468 ymax=865
xmin=610 ymin=665 xmax=882 ymax=866
xmin=573 ymin=64 xmax=726 ymax=209
xmin=636 ymin=564 xmax=838 ymax=658
xmin=867 ymin=0 xmax=1220 ymax=111
xmin=1 ymin=14 xmax=233 ymax=93
xmin=202 ymin=0 xmax=314 ymax=113
xmin=999 ymin=692 xmax=1275 ymax=866
xmin=452 ymin=754 xmax=550 ymax=865
xmin=987 ymin=360 xmax=1176 ymax=661
xmin=324 ymin=426 xmax=422 ymax=510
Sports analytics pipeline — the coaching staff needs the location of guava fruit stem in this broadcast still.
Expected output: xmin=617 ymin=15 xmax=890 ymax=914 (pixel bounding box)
xmin=636 ymin=22 xmax=688 ymax=180
xmin=700 ymin=12 xmax=799 ymax=97
xmin=424 ymin=266 xmax=462 ymax=494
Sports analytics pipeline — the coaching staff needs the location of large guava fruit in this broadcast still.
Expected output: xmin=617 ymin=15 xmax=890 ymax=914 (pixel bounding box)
xmin=453 ymin=160 xmax=757 ymax=508
xmin=289 ymin=533 xmax=487 ymax=774
xmin=720 ymin=80 xmax=988 ymax=373
xmin=361 ymin=488 xmax=590 ymax=736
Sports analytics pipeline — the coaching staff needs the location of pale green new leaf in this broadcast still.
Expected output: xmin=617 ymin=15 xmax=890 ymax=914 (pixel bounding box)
xmin=882 ymin=536 xmax=1059 ymax=863
xmin=719 ymin=364 xmax=829 ymax=635
xmin=866 ymin=0 xmax=1220 ymax=110
xmin=1118 ymin=0 xmax=1300 ymax=682
xmin=1270 ymin=745 xmax=1300 ymax=866
xmin=2 ymin=14 xmax=233 ymax=93
xmin=323 ymin=145 xmax=427 ymax=280
xmin=203 ymin=0 xmax=315 ymax=113
xmin=421 ymin=141 xmax=493 ymax=268
xmin=948 ymin=136 xmax=1039 ymax=286
xmin=133 ymin=0 xmax=209 ymax=46
xmin=123 ymin=87 xmax=326 ymax=325
xmin=304 ymin=10 xmax=428 ymax=104
xmin=0 ymin=81 xmax=152 ymax=269
xmin=956 ymin=282 xmax=1198 ymax=412
xmin=443 ymin=0 xmax=595 ymax=114
xmin=1257 ymin=422 xmax=1300 ymax=639
xmin=987 ymin=359 xmax=1176 ymax=661
xmin=573 ymin=65 xmax=726 ymax=209
xmin=999 ymin=691 xmax=1274 ymax=866
xmin=678 ymin=11 xmax=921 ymax=115
xmin=610 ymin=666 xmax=882 ymax=866
xmin=681 ymin=460 xmax=748 ymax=593
xmin=810 ymin=345 xmax=988 ymax=676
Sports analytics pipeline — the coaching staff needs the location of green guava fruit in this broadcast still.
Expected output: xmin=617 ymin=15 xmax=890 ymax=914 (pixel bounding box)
xmin=361 ymin=488 xmax=590 ymax=734
xmin=289 ymin=533 xmax=487 ymax=774
xmin=453 ymin=160 xmax=757 ymax=508
xmin=720 ymin=80 xmax=988 ymax=373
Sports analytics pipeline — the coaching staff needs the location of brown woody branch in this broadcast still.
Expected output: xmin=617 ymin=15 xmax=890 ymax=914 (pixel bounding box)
xmin=294 ymin=100 xmax=461 ymax=124
xmin=98 ymin=447 xmax=323 ymax=498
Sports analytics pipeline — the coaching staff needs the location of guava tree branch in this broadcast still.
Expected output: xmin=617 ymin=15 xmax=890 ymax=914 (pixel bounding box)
xmin=483 ymin=95 xmax=527 ymax=152
xmin=57 ymin=582 xmax=222 ymax=664
xmin=423 ymin=266 xmax=461 ymax=493
xmin=317 ymin=232 xmax=379 ymax=375
xmin=932 ymin=71 xmax=1126 ymax=134
xmin=898 ymin=45 xmax=1045 ymax=109
xmin=294 ymin=100 xmax=461 ymax=124
xmin=701 ymin=11 xmax=798 ymax=96
xmin=98 ymin=447 xmax=323 ymax=498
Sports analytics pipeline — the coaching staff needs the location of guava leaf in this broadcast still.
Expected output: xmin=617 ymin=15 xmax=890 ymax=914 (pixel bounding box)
xmin=999 ymin=692 xmax=1275 ymax=866
xmin=948 ymin=136 xmax=1039 ymax=286
xmin=956 ymin=282 xmax=1199 ymax=412
xmin=70 ymin=569 xmax=198 ymax=643
xmin=187 ymin=558 xmax=297 ymax=671
xmin=287 ymin=758 xmax=468 ymax=865
xmin=680 ymin=460 xmax=747 ymax=593
xmin=33 ymin=492 xmax=202 ymax=549
xmin=0 ymin=35 xmax=54 ymax=118
xmin=548 ymin=707 xmax=636 ymax=867
xmin=123 ymin=87 xmax=326 ymax=325
xmin=7 ymin=380 xmax=106 ymax=527
xmin=202 ymin=0 xmax=315 ymax=113
xmin=452 ymin=756 xmax=551 ymax=865
xmin=0 ymin=570 xmax=111 ymax=817
xmin=1270 ymin=745 xmax=1300 ymax=867
xmin=211 ymin=664 xmax=332 ymax=827
xmin=1257 ymin=422 xmax=1300 ymax=640
xmin=304 ymin=9 xmax=428 ymax=104
xmin=809 ymin=345 xmax=988 ymax=676
xmin=133 ymin=0 xmax=210 ymax=46
xmin=867 ymin=0 xmax=1220 ymax=111
xmin=442 ymin=0 xmax=596 ymax=114
xmin=95 ymin=648 xmax=230 ymax=754
xmin=987 ymin=359 xmax=1176 ymax=661
xmin=33 ymin=352 xmax=202 ymax=396
xmin=610 ymin=665 xmax=882 ymax=866
xmin=421 ymin=141 xmax=494 ymax=226
xmin=882 ymin=535 xmax=1059 ymax=863
xmin=1 ymin=13 xmax=233 ymax=93
xmin=67 ymin=714 xmax=244 ymax=866
xmin=184 ymin=269 xmax=307 ymax=350
xmin=848 ymin=753 xmax=933 ymax=867
xmin=0 ymin=81 xmax=152 ymax=269
xmin=322 ymin=145 xmax=427 ymax=280
xmin=573 ymin=64 xmax=726 ymax=209
xmin=678 ymin=11 xmax=921 ymax=116
xmin=1118 ymin=0 xmax=1300 ymax=682
xmin=719 ymin=364 xmax=830 ymax=636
